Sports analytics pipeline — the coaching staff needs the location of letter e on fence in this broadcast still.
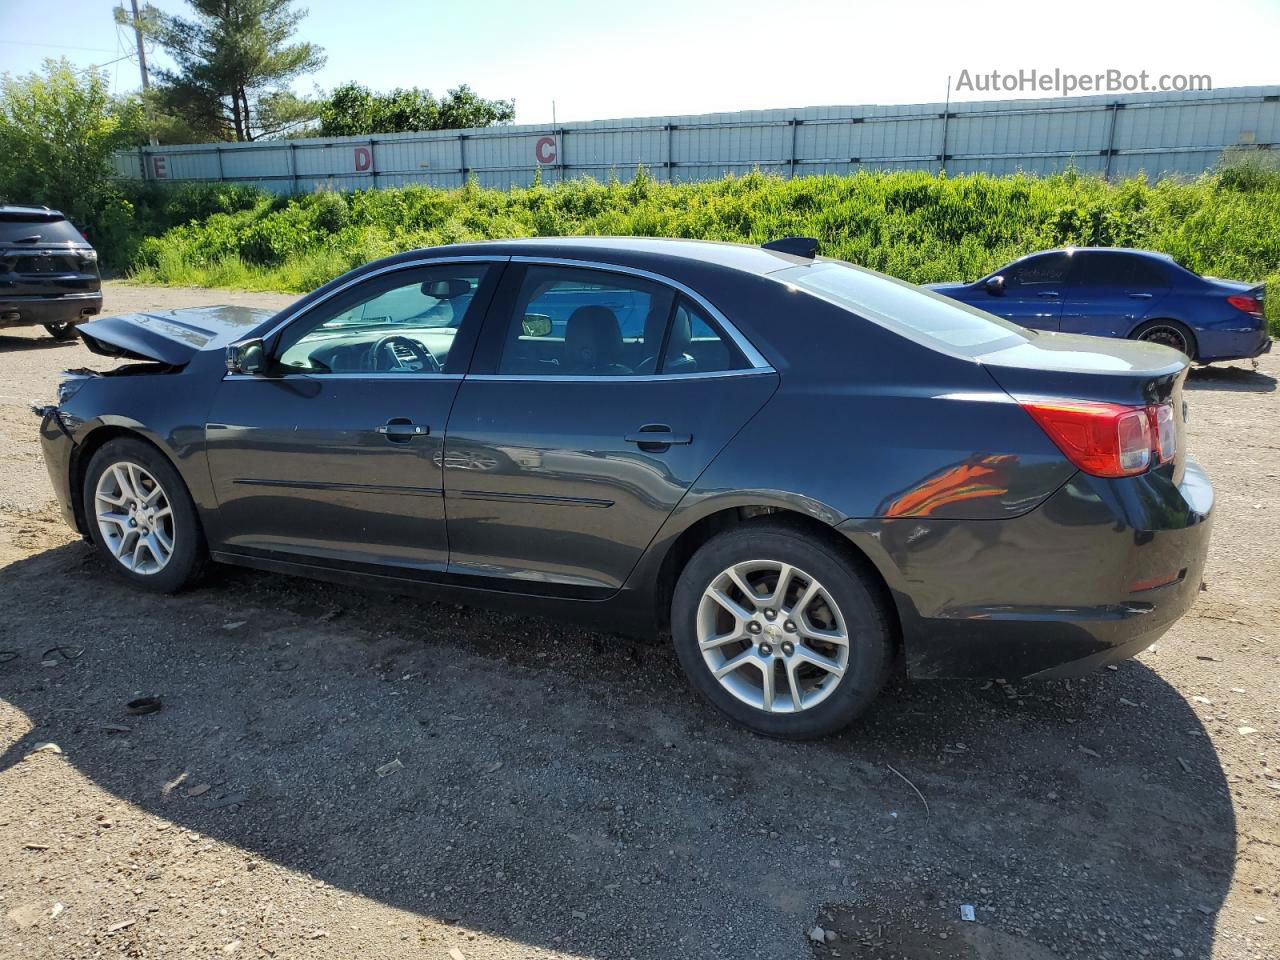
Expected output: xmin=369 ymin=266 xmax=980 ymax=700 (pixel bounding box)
xmin=535 ymin=136 xmax=557 ymax=165
xmin=151 ymin=155 xmax=168 ymax=179
xmin=354 ymin=146 xmax=372 ymax=172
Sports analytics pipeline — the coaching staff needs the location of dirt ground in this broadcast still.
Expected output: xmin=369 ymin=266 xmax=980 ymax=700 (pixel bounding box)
xmin=0 ymin=282 xmax=1276 ymax=960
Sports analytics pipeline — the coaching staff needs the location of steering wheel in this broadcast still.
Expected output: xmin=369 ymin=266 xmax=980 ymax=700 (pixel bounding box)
xmin=368 ymin=335 xmax=440 ymax=373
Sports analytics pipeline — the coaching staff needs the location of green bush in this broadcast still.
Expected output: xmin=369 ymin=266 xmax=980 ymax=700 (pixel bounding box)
xmin=126 ymin=167 xmax=1280 ymax=334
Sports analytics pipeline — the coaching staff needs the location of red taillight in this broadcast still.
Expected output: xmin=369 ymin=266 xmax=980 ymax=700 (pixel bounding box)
xmin=1149 ymin=401 xmax=1176 ymax=464
xmin=1022 ymin=399 xmax=1176 ymax=478
xmin=1227 ymin=294 xmax=1263 ymax=317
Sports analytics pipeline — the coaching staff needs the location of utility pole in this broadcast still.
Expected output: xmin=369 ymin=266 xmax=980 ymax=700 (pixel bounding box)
xmin=128 ymin=0 xmax=158 ymax=145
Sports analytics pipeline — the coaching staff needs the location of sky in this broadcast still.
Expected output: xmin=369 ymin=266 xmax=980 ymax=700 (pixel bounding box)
xmin=2 ymin=0 xmax=1278 ymax=126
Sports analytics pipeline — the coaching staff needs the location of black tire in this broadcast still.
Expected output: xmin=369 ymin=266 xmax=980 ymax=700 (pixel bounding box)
xmin=671 ymin=521 xmax=893 ymax=739
xmin=43 ymin=321 xmax=77 ymax=341
xmin=82 ymin=437 xmax=206 ymax=593
xmin=1132 ymin=319 xmax=1197 ymax=361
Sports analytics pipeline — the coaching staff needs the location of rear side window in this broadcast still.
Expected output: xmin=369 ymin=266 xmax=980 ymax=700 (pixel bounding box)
xmin=498 ymin=266 xmax=675 ymax=376
xmin=775 ymin=261 xmax=1028 ymax=354
xmin=1070 ymin=253 xmax=1169 ymax=289
xmin=659 ymin=299 xmax=744 ymax=374
xmin=0 ymin=217 xmax=84 ymax=244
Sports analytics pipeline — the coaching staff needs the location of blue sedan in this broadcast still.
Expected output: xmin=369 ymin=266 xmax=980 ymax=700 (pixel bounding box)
xmin=927 ymin=248 xmax=1269 ymax=363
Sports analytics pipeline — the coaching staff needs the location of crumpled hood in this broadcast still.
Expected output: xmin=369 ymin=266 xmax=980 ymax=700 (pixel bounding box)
xmin=77 ymin=305 xmax=279 ymax=365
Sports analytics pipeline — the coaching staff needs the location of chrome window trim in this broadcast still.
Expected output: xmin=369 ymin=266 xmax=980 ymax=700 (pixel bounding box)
xmin=507 ymin=255 xmax=773 ymax=372
xmin=224 ymin=372 xmax=466 ymax=382
xmin=251 ymin=255 xmax=509 ymax=346
xmin=228 ymin=250 xmax=776 ymax=381
xmin=464 ymin=368 xmax=773 ymax=384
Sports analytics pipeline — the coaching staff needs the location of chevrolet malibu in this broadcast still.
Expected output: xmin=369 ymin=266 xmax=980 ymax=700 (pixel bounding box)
xmin=39 ymin=237 xmax=1213 ymax=738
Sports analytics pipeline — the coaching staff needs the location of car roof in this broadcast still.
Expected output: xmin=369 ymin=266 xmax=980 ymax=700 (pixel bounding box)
xmin=1021 ymin=247 xmax=1177 ymax=261
xmin=378 ymin=236 xmax=815 ymax=278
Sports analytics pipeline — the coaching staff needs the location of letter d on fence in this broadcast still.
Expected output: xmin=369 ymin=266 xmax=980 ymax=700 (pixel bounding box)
xmin=354 ymin=146 xmax=372 ymax=172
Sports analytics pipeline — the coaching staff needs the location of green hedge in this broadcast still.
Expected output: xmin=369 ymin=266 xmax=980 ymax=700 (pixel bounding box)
xmin=122 ymin=165 xmax=1280 ymax=333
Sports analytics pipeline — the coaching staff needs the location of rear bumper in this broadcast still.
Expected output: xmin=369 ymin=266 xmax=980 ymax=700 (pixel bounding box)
xmin=839 ymin=460 xmax=1214 ymax=679
xmin=0 ymin=292 xmax=102 ymax=328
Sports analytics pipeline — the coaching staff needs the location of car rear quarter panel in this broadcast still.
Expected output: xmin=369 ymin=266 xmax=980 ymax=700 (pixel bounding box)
xmin=688 ymin=289 xmax=1078 ymax=523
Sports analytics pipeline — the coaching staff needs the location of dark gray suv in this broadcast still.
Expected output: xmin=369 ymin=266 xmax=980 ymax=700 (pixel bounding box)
xmin=0 ymin=205 xmax=103 ymax=340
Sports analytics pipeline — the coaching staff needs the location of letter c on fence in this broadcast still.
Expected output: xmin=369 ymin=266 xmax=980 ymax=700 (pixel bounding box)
xmin=354 ymin=146 xmax=372 ymax=172
xmin=536 ymin=136 xmax=557 ymax=165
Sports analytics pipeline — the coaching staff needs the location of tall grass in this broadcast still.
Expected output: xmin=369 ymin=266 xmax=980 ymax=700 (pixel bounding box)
xmin=126 ymin=165 xmax=1280 ymax=333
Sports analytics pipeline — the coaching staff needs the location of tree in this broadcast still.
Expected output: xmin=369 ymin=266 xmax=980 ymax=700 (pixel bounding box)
xmin=127 ymin=0 xmax=325 ymax=141
xmin=0 ymin=59 xmax=143 ymax=226
xmin=317 ymin=82 xmax=515 ymax=137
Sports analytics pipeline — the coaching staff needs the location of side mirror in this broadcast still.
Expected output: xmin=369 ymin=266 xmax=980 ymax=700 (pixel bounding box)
xmin=521 ymin=313 xmax=552 ymax=337
xmin=984 ymin=275 xmax=1005 ymax=295
xmin=226 ymin=338 xmax=266 ymax=375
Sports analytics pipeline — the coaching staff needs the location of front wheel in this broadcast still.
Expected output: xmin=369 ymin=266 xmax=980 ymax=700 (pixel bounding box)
xmin=671 ymin=522 xmax=893 ymax=739
xmin=83 ymin=438 xmax=205 ymax=593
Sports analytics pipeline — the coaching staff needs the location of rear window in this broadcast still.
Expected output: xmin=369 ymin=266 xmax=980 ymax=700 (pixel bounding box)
xmin=774 ymin=261 xmax=1028 ymax=354
xmin=0 ymin=217 xmax=84 ymax=244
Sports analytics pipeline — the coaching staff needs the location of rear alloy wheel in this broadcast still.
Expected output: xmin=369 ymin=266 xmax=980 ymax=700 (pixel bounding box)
xmin=83 ymin=438 xmax=205 ymax=593
xmin=1133 ymin=319 xmax=1195 ymax=360
xmin=43 ymin=321 xmax=77 ymax=341
xmin=671 ymin=523 xmax=892 ymax=738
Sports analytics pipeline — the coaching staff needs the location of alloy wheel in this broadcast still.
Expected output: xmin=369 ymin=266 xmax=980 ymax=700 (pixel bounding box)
xmin=696 ymin=560 xmax=850 ymax=713
xmin=94 ymin=461 xmax=175 ymax=575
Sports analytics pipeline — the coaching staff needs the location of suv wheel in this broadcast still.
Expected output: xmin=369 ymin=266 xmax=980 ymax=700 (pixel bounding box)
xmin=671 ymin=522 xmax=893 ymax=738
xmin=83 ymin=438 xmax=205 ymax=593
xmin=44 ymin=321 xmax=77 ymax=341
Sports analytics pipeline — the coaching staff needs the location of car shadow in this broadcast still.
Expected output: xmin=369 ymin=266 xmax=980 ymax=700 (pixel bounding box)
xmin=0 ymin=332 xmax=77 ymax=353
xmin=0 ymin=543 xmax=1236 ymax=959
xmin=1186 ymin=362 xmax=1276 ymax=393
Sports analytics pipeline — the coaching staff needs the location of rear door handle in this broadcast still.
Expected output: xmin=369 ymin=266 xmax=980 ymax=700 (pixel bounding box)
xmin=625 ymin=424 xmax=692 ymax=450
xmin=376 ymin=419 xmax=429 ymax=443
xmin=1128 ymin=292 xmax=1154 ymax=299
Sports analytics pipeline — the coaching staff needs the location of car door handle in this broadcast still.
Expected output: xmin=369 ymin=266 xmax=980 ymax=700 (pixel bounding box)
xmin=1128 ymin=292 xmax=1154 ymax=299
xmin=625 ymin=425 xmax=692 ymax=450
xmin=1036 ymin=290 xmax=1061 ymax=299
xmin=376 ymin=419 xmax=429 ymax=443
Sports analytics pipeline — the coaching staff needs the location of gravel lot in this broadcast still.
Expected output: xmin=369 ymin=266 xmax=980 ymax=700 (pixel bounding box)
xmin=1 ymin=282 xmax=1277 ymax=960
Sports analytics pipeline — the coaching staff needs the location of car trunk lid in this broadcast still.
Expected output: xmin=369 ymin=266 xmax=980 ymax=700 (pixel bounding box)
xmin=976 ymin=330 xmax=1190 ymax=480
xmin=77 ymin=306 xmax=279 ymax=365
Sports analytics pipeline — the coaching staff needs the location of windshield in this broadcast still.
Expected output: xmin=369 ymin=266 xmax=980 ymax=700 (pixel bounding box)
xmin=774 ymin=261 xmax=1028 ymax=355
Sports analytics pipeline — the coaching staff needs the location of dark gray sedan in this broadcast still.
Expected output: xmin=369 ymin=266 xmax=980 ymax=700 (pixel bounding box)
xmin=39 ymin=237 xmax=1213 ymax=738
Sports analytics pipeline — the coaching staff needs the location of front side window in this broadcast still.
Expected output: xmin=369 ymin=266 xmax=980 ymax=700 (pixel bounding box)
xmin=276 ymin=264 xmax=489 ymax=374
xmin=1002 ymin=253 xmax=1071 ymax=288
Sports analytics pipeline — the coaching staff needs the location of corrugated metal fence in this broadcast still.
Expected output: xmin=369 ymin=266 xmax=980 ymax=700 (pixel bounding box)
xmin=113 ymin=85 xmax=1280 ymax=193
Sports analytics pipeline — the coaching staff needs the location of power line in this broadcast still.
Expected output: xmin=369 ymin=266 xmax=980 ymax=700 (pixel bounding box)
xmin=0 ymin=40 xmax=120 ymax=54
